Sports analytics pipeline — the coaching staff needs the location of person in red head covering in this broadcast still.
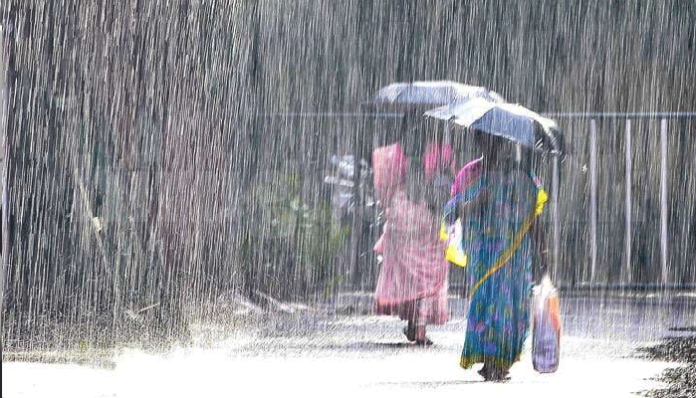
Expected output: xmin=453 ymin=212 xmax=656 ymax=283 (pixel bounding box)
xmin=372 ymin=134 xmax=454 ymax=345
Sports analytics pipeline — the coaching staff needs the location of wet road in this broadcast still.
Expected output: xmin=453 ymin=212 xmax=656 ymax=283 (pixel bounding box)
xmin=3 ymin=294 xmax=695 ymax=398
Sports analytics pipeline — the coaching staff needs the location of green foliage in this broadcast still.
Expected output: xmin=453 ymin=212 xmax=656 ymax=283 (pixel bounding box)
xmin=244 ymin=170 xmax=350 ymax=299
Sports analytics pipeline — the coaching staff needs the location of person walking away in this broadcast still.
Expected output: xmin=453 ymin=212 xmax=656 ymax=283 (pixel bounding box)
xmin=372 ymin=137 xmax=454 ymax=345
xmin=445 ymin=132 xmax=546 ymax=380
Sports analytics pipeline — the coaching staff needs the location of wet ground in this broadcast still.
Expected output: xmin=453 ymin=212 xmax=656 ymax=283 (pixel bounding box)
xmin=3 ymin=293 xmax=695 ymax=398
xmin=638 ymin=336 xmax=696 ymax=398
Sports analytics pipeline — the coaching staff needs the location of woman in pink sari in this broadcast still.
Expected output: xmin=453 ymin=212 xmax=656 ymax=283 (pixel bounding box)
xmin=372 ymin=138 xmax=454 ymax=345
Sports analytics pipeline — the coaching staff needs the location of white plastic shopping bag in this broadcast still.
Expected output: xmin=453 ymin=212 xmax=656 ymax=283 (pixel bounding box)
xmin=532 ymin=275 xmax=561 ymax=373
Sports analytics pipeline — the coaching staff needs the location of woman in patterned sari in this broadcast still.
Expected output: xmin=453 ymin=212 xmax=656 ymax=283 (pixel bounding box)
xmin=445 ymin=132 xmax=546 ymax=381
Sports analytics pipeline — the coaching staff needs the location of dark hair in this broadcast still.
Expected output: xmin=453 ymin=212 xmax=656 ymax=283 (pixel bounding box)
xmin=519 ymin=147 xmax=534 ymax=174
xmin=404 ymin=159 xmax=427 ymax=204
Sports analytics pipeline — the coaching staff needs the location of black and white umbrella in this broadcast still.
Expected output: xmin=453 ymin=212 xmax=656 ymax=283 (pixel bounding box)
xmin=424 ymin=97 xmax=562 ymax=154
xmin=369 ymin=81 xmax=504 ymax=112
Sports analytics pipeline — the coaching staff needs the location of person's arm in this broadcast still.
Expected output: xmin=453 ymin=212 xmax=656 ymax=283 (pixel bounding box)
xmin=443 ymin=180 xmax=487 ymax=224
xmin=532 ymin=217 xmax=550 ymax=283
xmin=374 ymin=222 xmax=388 ymax=255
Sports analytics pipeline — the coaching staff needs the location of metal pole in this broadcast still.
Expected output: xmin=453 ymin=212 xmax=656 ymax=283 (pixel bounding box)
xmin=660 ymin=119 xmax=669 ymax=284
xmin=0 ymin=19 xmax=13 ymax=334
xmin=515 ymin=144 xmax=522 ymax=163
xmin=624 ymin=120 xmax=632 ymax=283
xmin=589 ymin=119 xmax=598 ymax=283
xmin=1 ymin=23 xmax=6 ymax=320
xmin=371 ymin=123 xmax=381 ymax=288
xmin=551 ymin=153 xmax=560 ymax=281
xmin=351 ymin=126 xmax=363 ymax=290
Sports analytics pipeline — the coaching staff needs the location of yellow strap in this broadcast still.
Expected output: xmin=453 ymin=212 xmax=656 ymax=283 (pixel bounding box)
xmin=468 ymin=209 xmax=538 ymax=301
xmin=536 ymin=188 xmax=548 ymax=215
xmin=439 ymin=224 xmax=448 ymax=242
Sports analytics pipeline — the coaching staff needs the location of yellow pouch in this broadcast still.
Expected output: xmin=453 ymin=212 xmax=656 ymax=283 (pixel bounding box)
xmin=446 ymin=244 xmax=468 ymax=267
xmin=441 ymin=221 xmax=467 ymax=267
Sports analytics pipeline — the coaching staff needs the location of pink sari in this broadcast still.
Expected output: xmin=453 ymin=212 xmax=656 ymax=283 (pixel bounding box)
xmin=372 ymin=143 xmax=450 ymax=326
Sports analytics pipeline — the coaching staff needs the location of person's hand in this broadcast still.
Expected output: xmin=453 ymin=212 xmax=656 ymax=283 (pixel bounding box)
xmin=540 ymin=250 xmax=550 ymax=275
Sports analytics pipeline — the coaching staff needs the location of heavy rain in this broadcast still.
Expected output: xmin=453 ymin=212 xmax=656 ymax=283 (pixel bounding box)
xmin=1 ymin=2 xmax=695 ymax=397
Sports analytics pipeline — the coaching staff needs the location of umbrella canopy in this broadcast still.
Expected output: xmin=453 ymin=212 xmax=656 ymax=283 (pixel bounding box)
xmin=369 ymin=81 xmax=504 ymax=111
xmin=424 ymin=97 xmax=562 ymax=154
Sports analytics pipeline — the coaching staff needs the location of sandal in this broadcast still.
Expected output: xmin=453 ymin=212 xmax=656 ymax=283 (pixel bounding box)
xmin=478 ymin=365 xmax=509 ymax=381
xmin=403 ymin=326 xmax=416 ymax=342
xmin=488 ymin=371 xmax=510 ymax=382
xmin=415 ymin=337 xmax=433 ymax=346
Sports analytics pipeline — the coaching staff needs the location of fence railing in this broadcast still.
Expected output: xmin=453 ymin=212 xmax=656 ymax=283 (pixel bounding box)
xmin=260 ymin=111 xmax=696 ymax=291
xmin=1 ymin=23 xmax=6 ymax=325
xmin=544 ymin=112 xmax=696 ymax=289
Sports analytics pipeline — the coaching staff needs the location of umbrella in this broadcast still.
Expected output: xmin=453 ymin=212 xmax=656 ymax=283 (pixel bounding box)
xmin=369 ymin=81 xmax=504 ymax=111
xmin=424 ymin=97 xmax=563 ymax=154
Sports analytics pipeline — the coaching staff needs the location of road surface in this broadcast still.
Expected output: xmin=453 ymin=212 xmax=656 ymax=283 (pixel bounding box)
xmin=3 ymin=294 xmax=695 ymax=398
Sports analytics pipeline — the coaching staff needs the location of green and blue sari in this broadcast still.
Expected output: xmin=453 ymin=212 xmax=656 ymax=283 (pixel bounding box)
xmin=444 ymin=165 xmax=546 ymax=370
